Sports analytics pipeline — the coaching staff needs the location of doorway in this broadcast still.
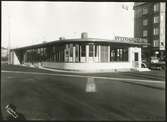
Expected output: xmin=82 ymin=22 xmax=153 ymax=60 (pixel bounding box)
xmin=133 ymin=52 xmax=139 ymax=68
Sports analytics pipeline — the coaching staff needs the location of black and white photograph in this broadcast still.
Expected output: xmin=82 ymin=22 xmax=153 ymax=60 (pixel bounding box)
xmin=1 ymin=1 xmax=166 ymax=121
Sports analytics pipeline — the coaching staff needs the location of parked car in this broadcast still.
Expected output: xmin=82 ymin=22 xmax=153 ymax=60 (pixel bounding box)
xmin=150 ymin=56 xmax=165 ymax=70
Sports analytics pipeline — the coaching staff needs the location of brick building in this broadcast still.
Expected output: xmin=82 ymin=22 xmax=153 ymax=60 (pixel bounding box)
xmin=133 ymin=2 xmax=166 ymax=64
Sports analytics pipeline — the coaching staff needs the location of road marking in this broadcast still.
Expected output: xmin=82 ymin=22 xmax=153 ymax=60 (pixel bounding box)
xmin=86 ymin=77 xmax=96 ymax=93
xmin=1 ymin=70 xmax=165 ymax=84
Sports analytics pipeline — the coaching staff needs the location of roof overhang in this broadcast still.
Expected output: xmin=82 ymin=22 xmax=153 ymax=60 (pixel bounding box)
xmin=11 ymin=37 xmax=150 ymax=51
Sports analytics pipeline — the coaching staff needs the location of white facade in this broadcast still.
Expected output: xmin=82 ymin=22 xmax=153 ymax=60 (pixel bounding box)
xmin=10 ymin=46 xmax=143 ymax=72
xmin=41 ymin=47 xmax=141 ymax=71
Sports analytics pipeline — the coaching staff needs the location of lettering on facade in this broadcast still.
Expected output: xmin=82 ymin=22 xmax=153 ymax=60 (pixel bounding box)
xmin=115 ymin=36 xmax=147 ymax=44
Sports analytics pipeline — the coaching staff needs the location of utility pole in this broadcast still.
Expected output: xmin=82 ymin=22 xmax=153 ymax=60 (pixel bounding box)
xmin=8 ymin=14 xmax=11 ymax=64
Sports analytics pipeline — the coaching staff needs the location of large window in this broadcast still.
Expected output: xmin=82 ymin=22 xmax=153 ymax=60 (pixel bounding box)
xmin=154 ymin=27 xmax=159 ymax=35
xmin=110 ymin=48 xmax=128 ymax=62
xmin=81 ymin=45 xmax=86 ymax=57
xmin=153 ymin=40 xmax=159 ymax=47
xmin=24 ymin=44 xmax=66 ymax=63
xmin=101 ymin=45 xmax=108 ymax=62
xmin=122 ymin=48 xmax=128 ymax=61
xmin=143 ymin=8 xmax=148 ymax=15
xmin=143 ymin=30 xmax=148 ymax=37
xmin=110 ymin=49 xmax=116 ymax=61
xmin=135 ymin=53 xmax=138 ymax=61
xmin=143 ymin=19 xmax=148 ymax=26
xmin=154 ymin=3 xmax=159 ymax=12
xmin=75 ymin=44 xmax=79 ymax=57
xmin=95 ymin=45 xmax=97 ymax=57
xmin=154 ymin=16 xmax=159 ymax=23
xmin=69 ymin=44 xmax=73 ymax=57
xmin=135 ymin=8 xmax=142 ymax=18
xmin=89 ymin=44 xmax=93 ymax=57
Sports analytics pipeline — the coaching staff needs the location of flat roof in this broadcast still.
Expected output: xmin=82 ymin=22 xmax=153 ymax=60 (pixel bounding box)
xmin=133 ymin=2 xmax=146 ymax=9
xmin=12 ymin=37 xmax=149 ymax=51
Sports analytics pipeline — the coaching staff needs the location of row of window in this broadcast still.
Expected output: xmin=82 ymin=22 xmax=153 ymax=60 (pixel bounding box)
xmin=143 ymin=16 xmax=159 ymax=26
xmin=66 ymin=44 xmax=98 ymax=58
xmin=110 ymin=48 xmax=128 ymax=61
xmin=25 ymin=46 xmax=65 ymax=63
xmin=65 ymin=44 xmax=129 ymax=61
xmin=23 ymin=44 xmax=129 ymax=63
xmin=143 ymin=27 xmax=159 ymax=37
xmin=152 ymin=40 xmax=165 ymax=48
xmin=135 ymin=3 xmax=159 ymax=18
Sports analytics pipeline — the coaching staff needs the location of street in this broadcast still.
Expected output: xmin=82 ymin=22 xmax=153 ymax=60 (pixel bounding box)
xmin=1 ymin=65 xmax=165 ymax=120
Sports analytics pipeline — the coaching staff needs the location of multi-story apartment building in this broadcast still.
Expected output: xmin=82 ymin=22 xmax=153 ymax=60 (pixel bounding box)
xmin=133 ymin=2 xmax=166 ymax=63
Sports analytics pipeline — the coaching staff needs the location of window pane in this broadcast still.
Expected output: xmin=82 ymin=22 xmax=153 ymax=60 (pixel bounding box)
xmin=75 ymin=45 xmax=79 ymax=57
xmin=154 ymin=28 xmax=159 ymax=35
xmin=89 ymin=44 xmax=93 ymax=57
xmin=154 ymin=16 xmax=159 ymax=23
xmin=143 ymin=19 xmax=148 ymax=26
xmin=70 ymin=44 xmax=73 ymax=57
xmin=81 ymin=45 xmax=86 ymax=57
xmin=154 ymin=3 xmax=159 ymax=12
xmin=95 ymin=45 xmax=97 ymax=57
xmin=153 ymin=40 xmax=159 ymax=47
xmin=143 ymin=8 xmax=148 ymax=15
xmin=135 ymin=53 xmax=138 ymax=61
xmin=143 ymin=30 xmax=147 ymax=37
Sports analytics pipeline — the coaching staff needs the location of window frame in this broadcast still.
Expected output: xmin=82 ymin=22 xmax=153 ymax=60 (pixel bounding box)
xmin=153 ymin=27 xmax=159 ymax=35
xmin=143 ymin=19 xmax=148 ymax=26
xmin=143 ymin=7 xmax=148 ymax=15
xmin=143 ymin=30 xmax=148 ymax=37
xmin=89 ymin=44 xmax=93 ymax=57
xmin=154 ymin=16 xmax=159 ymax=23
xmin=153 ymin=40 xmax=159 ymax=47
xmin=154 ymin=3 xmax=159 ymax=12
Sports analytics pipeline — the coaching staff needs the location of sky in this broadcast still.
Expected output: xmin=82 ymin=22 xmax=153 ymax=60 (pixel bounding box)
xmin=2 ymin=2 xmax=134 ymax=48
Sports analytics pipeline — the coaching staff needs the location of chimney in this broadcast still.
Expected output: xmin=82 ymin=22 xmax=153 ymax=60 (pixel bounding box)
xmin=59 ymin=37 xmax=65 ymax=40
xmin=81 ymin=32 xmax=88 ymax=39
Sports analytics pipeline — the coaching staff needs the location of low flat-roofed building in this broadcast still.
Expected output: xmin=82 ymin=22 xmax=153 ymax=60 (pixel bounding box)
xmin=1 ymin=47 xmax=8 ymax=64
xmin=9 ymin=33 xmax=149 ymax=72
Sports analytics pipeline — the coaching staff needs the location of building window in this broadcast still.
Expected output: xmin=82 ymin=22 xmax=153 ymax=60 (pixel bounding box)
xmin=143 ymin=19 xmax=148 ymax=26
xmin=154 ymin=3 xmax=159 ymax=12
xmin=110 ymin=49 xmax=115 ymax=61
xmin=81 ymin=45 xmax=86 ymax=57
xmin=153 ymin=40 xmax=159 ymax=47
xmin=154 ymin=28 xmax=159 ymax=35
xmin=154 ymin=16 xmax=159 ymax=23
xmin=75 ymin=45 xmax=79 ymax=57
xmin=95 ymin=45 xmax=97 ymax=57
xmin=143 ymin=30 xmax=148 ymax=37
xmin=69 ymin=44 xmax=73 ymax=57
xmin=135 ymin=8 xmax=142 ymax=18
xmin=89 ymin=44 xmax=93 ymax=57
xmin=135 ymin=53 xmax=138 ymax=61
xmin=143 ymin=8 xmax=148 ymax=15
xmin=110 ymin=48 xmax=128 ymax=62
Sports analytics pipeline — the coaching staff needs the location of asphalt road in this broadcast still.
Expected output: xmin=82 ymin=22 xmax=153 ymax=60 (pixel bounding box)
xmin=1 ymin=65 xmax=166 ymax=121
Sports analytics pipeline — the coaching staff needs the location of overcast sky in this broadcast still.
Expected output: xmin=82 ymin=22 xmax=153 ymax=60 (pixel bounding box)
xmin=2 ymin=2 xmax=134 ymax=48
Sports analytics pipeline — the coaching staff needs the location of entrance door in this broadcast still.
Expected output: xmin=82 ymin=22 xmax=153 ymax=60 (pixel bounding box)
xmin=134 ymin=52 xmax=139 ymax=68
